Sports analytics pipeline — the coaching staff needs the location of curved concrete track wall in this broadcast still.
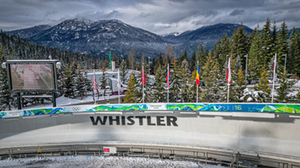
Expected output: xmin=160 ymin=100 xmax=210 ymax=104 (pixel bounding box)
xmin=1 ymin=111 xmax=300 ymax=158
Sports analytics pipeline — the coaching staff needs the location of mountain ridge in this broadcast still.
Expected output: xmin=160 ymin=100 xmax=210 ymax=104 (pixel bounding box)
xmin=6 ymin=18 xmax=257 ymax=58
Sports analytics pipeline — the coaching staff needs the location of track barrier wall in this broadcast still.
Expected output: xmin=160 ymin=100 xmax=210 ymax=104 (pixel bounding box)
xmin=1 ymin=103 xmax=300 ymax=165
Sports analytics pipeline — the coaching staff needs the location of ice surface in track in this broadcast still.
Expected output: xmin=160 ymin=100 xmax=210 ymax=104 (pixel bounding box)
xmin=0 ymin=155 xmax=226 ymax=168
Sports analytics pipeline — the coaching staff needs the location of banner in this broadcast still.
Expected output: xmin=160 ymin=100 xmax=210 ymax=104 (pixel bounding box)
xmin=1 ymin=103 xmax=300 ymax=119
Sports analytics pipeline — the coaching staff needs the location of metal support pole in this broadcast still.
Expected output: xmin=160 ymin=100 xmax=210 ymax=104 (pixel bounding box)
xmin=244 ymin=54 xmax=248 ymax=84
xmin=52 ymin=92 xmax=56 ymax=107
xmin=272 ymin=53 xmax=277 ymax=103
xmin=227 ymin=84 xmax=230 ymax=103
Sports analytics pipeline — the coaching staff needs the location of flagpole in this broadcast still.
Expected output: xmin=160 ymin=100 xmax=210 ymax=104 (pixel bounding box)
xmin=142 ymin=66 xmax=144 ymax=104
xmin=93 ymin=70 xmax=96 ymax=105
xmin=227 ymin=58 xmax=231 ymax=103
xmin=167 ymin=64 xmax=169 ymax=103
xmin=272 ymin=53 xmax=277 ymax=103
xmin=196 ymin=61 xmax=199 ymax=103
xmin=118 ymin=69 xmax=120 ymax=104
xmin=227 ymin=83 xmax=230 ymax=103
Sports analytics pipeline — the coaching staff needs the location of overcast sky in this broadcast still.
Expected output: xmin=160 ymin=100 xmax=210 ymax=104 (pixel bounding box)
xmin=1 ymin=0 xmax=300 ymax=34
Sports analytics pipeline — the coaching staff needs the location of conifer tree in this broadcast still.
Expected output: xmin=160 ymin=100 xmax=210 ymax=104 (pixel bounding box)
xmin=84 ymin=71 xmax=92 ymax=92
xmin=63 ymin=65 xmax=76 ymax=98
xmin=189 ymin=50 xmax=196 ymax=72
xmin=234 ymin=69 xmax=246 ymax=101
xmin=134 ymin=66 xmax=152 ymax=103
xmin=179 ymin=60 xmax=190 ymax=102
xmin=247 ymin=55 xmax=260 ymax=81
xmin=271 ymin=20 xmax=278 ymax=59
xmin=230 ymin=23 xmax=249 ymax=69
xmin=259 ymin=18 xmax=273 ymax=67
xmin=248 ymin=26 xmax=261 ymax=81
xmin=288 ymin=28 xmax=300 ymax=75
xmin=222 ymin=58 xmax=245 ymax=102
xmin=153 ymin=65 xmax=166 ymax=102
xmin=254 ymin=68 xmax=271 ymax=102
xmin=237 ymin=24 xmax=248 ymax=61
xmin=212 ymin=38 xmax=222 ymax=60
xmin=119 ymin=60 xmax=128 ymax=83
xmin=182 ymin=49 xmax=188 ymax=61
xmin=230 ymin=29 xmax=238 ymax=58
xmin=275 ymin=72 xmax=295 ymax=103
xmin=99 ymin=68 xmax=107 ymax=90
xmin=218 ymin=34 xmax=230 ymax=70
xmin=0 ymin=46 xmax=12 ymax=110
xmin=276 ymin=21 xmax=289 ymax=72
xmin=76 ymin=69 xmax=87 ymax=99
xmin=157 ymin=52 xmax=163 ymax=67
xmin=123 ymin=73 xmax=137 ymax=103
xmin=196 ymin=43 xmax=205 ymax=68
xmin=296 ymin=90 xmax=300 ymax=103
xmin=248 ymin=26 xmax=261 ymax=60
xmin=205 ymin=47 xmax=209 ymax=58
xmin=202 ymin=53 xmax=221 ymax=102
xmin=169 ymin=56 xmax=182 ymax=102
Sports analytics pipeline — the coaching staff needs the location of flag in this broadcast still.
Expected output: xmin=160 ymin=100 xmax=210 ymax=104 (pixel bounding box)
xmin=196 ymin=62 xmax=200 ymax=85
xmin=167 ymin=64 xmax=170 ymax=87
xmin=141 ymin=66 xmax=146 ymax=84
xmin=227 ymin=58 xmax=231 ymax=83
xmin=272 ymin=55 xmax=277 ymax=83
xmin=109 ymin=51 xmax=112 ymax=69
xmin=93 ymin=71 xmax=99 ymax=99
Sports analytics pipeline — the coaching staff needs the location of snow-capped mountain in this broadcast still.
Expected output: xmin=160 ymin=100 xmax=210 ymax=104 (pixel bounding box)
xmin=163 ymin=23 xmax=253 ymax=55
xmin=7 ymin=19 xmax=254 ymax=58
xmin=8 ymin=25 xmax=52 ymax=39
xmin=8 ymin=18 xmax=167 ymax=57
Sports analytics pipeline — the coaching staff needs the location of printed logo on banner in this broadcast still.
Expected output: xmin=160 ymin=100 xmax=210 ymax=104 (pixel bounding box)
xmin=103 ymin=148 xmax=110 ymax=153
xmin=71 ymin=107 xmax=81 ymax=112
xmin=103 ymin=147 xmax=116 ymax=154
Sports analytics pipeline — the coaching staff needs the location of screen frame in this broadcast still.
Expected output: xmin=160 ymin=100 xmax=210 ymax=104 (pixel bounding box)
xmin=6 ymin=60 xmax=59 ymax=92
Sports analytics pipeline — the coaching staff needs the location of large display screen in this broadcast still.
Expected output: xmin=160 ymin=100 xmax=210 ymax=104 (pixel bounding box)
xmin=10 ymin=63 xmax=55 ymax=91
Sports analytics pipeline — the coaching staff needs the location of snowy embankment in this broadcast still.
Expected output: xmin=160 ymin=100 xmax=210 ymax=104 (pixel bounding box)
xmin=0 ymin=155 xmax=225 ymax=168
xmin=15 ymin=94 xmax=122 ymax=110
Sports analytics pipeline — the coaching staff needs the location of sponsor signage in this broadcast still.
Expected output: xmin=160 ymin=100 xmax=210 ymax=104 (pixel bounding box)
xmin=90 ymin=116 xmax=178 ymax=126
xmin=103 ymin=147 xmax=117 ymax=154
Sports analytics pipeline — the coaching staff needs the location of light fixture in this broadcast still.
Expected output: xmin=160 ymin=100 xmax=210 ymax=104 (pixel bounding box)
xmin=1 ymin=62 xmax=6 ymax=69
xmin=56 ymin=62 xmax=61 ymax=69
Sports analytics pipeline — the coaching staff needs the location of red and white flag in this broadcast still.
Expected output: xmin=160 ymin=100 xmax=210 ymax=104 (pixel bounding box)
xmin=141 ymin=66 xmax=146 ymax=85
xmin=93 ymin=70 xmax=99 ymax=100
xmin=272 ymin=55 xmax=277 ymax=83
xmin=226 ymin=58 xmax=231 ymax=83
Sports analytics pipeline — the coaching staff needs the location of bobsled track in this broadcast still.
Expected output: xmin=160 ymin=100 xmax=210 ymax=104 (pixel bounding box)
xmin=1 ymin=103 xmax=300 ymax=167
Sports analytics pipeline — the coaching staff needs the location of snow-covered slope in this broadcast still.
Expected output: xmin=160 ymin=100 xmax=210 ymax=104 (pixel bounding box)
xmin=8 ymin=25 xmax=52 ymax=39
xmin=7 ymin=20 xmax=255 ymax=58
xmin=8 ymin=18 xmax=167 ymax=57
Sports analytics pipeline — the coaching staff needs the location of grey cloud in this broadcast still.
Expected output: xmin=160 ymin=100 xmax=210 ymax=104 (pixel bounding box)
xmin=203 ymin=10 xmax=220 ymax=17
xmin=229 ymin=9 xmax=245 ymax=16
xmin=289 ymin=1 xmax=300 ymax=6
xmin=0 ymin=0 xmax=300 ymax=35
xmin=105 ymin=10 xmax=123 ymax=19
xmin=138 ymin=12 xmax=154 ymax=18
xmin=168 ymin=0 xmax=187 ymax=3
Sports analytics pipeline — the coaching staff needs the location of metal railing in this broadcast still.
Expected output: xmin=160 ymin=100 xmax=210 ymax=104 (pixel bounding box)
xmin=1 ymin=144 xmax=300 ymax=168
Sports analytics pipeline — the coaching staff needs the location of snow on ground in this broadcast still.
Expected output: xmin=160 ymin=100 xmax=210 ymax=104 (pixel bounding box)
xmin=14 ymin=94 xmax=123 ymax=110
xmin=293 ymin=80 xmax=300 ymax=88
xmin=0 ymin=155 xmax=226 ymax=168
